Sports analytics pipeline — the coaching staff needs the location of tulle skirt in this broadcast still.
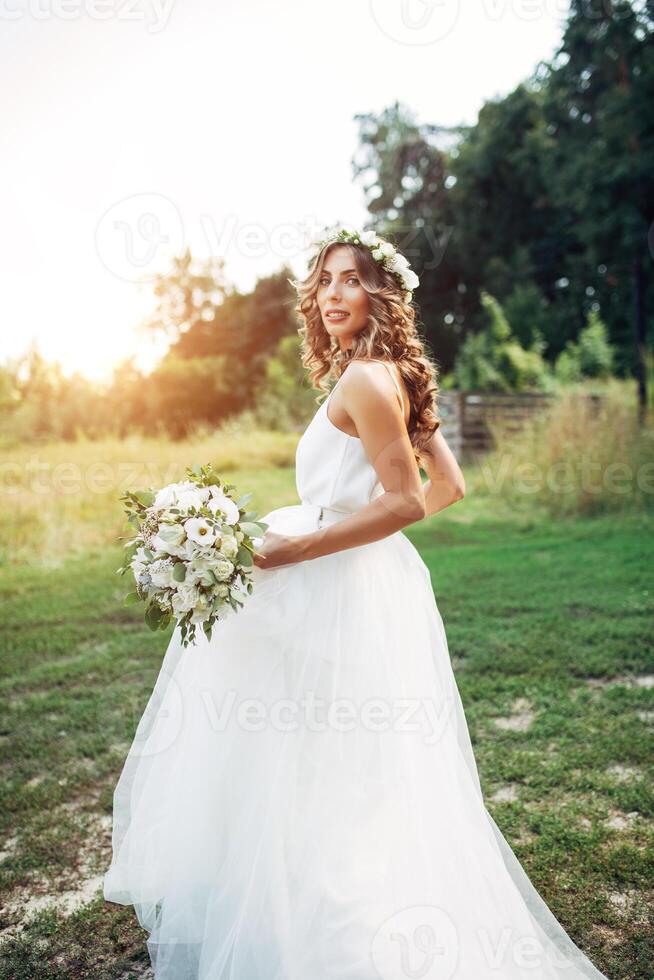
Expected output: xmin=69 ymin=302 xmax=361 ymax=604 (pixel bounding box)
xmin=103 ymin=501 xmax=608 ymax=980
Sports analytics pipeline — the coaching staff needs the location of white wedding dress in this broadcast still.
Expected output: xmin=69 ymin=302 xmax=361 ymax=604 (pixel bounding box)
xmin=104 ymin=364 xmax=609 ymax=980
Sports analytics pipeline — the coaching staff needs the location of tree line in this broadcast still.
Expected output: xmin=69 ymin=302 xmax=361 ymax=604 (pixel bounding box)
xmin=1 ymin=0 xmax=651 ymax=443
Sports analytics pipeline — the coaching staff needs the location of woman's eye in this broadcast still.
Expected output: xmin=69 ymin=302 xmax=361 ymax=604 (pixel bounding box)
xmin=318 ymin=276 xmax=358 ymax=286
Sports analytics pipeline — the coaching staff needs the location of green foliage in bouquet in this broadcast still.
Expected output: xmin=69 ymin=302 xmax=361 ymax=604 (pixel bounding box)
xmin=116 ymin=462 xmax=269 ymax=647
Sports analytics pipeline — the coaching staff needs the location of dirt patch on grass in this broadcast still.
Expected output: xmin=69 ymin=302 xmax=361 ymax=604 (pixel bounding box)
xmin=0 ymin=807 xmax=113 ymax=941
xmin=586 ymin=674 xmax=654 ymax=690
xmin=604 ymin=807 xmax=640 ymax=831
xmin=490 ymin=697 xmax=536 ymax=732
xmin=606 ymin=764 xmax=643 ymax=784
xmin=489 ymin=784 xmax=520 ymax=803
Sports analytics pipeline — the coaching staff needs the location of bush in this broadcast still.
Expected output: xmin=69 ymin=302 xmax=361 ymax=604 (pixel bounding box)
xmin=453 ymin=291 xmax=552 ymax=392
xmin=251 ymin=335 xmax=319 ymax=431
xmin=476 ymin=379 xmax=654 ymax=517
xmin=554 ymin=310 xmax=614 ymax=383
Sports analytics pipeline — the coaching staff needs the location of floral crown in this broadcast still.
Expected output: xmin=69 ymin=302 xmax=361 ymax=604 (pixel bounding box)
xmin=309 ymin=227 xmax=420 ymax=303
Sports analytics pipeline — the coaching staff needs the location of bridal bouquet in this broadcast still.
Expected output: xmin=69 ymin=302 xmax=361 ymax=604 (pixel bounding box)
xmin=116 ymin=463 xmax=269 ymax=647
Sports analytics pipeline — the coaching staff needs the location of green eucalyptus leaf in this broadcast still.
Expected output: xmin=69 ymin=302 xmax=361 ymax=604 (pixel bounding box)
xmin=239 ymin=521 xmax=265 ymax=537
xmin=135 ymin=490 xmax=155 ymax=506
xmin=237 ymin=546 xmax=253 ymax=567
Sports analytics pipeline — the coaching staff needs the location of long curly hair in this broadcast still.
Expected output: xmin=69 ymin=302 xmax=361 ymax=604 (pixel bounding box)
xmin=291 ymin=240 xmax=441 ymax=465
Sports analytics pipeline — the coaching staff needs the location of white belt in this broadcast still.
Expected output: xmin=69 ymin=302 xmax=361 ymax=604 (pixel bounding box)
xmin=302 ymin=502 xmax=354 ymax=528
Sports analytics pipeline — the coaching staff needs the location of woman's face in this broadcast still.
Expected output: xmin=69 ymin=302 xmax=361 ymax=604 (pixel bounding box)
xmin=316 ymin=246 xmax=370 ymax=350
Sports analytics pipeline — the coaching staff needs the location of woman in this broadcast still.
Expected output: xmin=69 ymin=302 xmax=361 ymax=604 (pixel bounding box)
xmin=104 ymin=229 xmax=609 ymax=979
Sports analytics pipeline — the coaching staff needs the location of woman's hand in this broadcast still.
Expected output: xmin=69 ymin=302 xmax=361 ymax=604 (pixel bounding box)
xmin=252 ymin=530 xmax=309 ymax=569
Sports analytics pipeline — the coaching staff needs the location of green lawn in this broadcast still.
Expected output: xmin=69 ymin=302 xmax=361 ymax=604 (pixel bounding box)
xmin=0 ymin=493 xmax=652 ymax=979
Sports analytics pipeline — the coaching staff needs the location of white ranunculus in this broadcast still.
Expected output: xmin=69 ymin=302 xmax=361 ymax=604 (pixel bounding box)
xmin=371 ymin=248 xmax=384 ymax=261
xmin=207 ymin=488 xmax=240 ymax=525
xmin=403 ymin=269 xmax=420 ymax=289
xmin=189 ymin=594 xmax=212 ymax=624
xmin=184 ymin=517 xmax=217 ymax=547
xmin=360 ymin=230 xmax=380 ymax=248
xmin=213 ymin=559 xmax=234 ymax=582
xmin=186 ymin=558 xmax=215 ymax=587
xmin=379 ymin=241 xmax=396 ymax=258
xmin=171 ymin=582 xmax=200 ymax=616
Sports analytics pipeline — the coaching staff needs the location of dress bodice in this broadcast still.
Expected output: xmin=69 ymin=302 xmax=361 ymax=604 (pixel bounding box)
xmin=295 ymin=362 xmax=404 ymax=515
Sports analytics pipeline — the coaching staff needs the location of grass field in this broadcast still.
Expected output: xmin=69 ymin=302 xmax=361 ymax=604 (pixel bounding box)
xmin=0 ymin=450 xmax=652 ymax=979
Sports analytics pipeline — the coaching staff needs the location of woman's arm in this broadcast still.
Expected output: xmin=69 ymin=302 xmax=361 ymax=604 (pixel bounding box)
xmin=419 ymin=428 xmax=466 ymax=517
xmin=294 ymin=360 xmax=429 ymax=562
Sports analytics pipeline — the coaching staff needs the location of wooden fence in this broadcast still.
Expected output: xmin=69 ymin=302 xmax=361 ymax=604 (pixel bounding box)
xmin=437 ymin=390 xmax=604 ymax=461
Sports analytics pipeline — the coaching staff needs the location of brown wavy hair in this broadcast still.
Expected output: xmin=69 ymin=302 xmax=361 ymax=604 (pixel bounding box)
xmin=290 ymin=240 xmax=441 ymax=465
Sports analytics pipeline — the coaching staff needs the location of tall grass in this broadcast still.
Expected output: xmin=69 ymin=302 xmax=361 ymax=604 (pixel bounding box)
xmin=2 ymin=380 xmax=652 ymax=564
xmin=474 ymin=379 xmax=654 ymax=517
xmin=0 ymin=429 xmax=298 ymax=566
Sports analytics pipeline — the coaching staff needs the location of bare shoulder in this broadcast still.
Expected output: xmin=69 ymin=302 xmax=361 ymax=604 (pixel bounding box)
xmin=340 ymin=359 xmax=398 ymax=399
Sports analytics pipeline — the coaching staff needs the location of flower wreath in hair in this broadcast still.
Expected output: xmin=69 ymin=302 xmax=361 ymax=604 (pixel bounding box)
xmin=309 ymin=227 xmax=420 ymax=303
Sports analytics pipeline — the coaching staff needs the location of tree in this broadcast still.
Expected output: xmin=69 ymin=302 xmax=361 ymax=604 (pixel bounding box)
xmin=140 ymin=248 xmax=232 ymax=343
xmin=541 ymin=0 xmax=654 ymax=415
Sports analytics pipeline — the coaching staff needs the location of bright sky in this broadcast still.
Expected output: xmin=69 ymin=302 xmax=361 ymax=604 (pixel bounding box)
xmin=1 ymin=0 xmax=567 ymax=381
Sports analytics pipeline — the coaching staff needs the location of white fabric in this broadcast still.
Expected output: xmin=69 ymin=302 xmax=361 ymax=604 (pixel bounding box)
xmin=104 ymin=373 xmax=609 ymax=980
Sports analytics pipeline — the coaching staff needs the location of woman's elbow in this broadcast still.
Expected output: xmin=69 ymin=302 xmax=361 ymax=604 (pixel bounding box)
xmin=451 ymin=479 xmax=466 ymax=503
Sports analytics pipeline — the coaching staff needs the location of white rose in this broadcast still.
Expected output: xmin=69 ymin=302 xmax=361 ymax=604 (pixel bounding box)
xmin=379 ymin=241 xmax=396 ymax=258
xmin=391 ymin=253 xmax=410 ymax=271
xmin=184 ymin=517 xmax=217 ymax=547
xmin=153 ymin=484 xmax=177 ymax=510
xmin=153 ymin=480 xmax=195 ymax=510
xmin=176 ymin=487 xmax=211 ymax=512
xmin=218 ymin=535 xmax=239 ymax=559
xmin=213 ymin=559 xmax=234 ymax=582
xmin=360 ymin=230 xmax=380 ymax=248
xmin=403 ymin=269 xmax=420 ymax=289
xmin=207 ymin=488 xmax=240 ymax=525
xmin=371 ymin=248 xmax=384 ymax=261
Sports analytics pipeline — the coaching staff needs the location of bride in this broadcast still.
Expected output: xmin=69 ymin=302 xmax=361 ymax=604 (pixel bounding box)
xmin=104 ymin=229 xmax=609 ymax=979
